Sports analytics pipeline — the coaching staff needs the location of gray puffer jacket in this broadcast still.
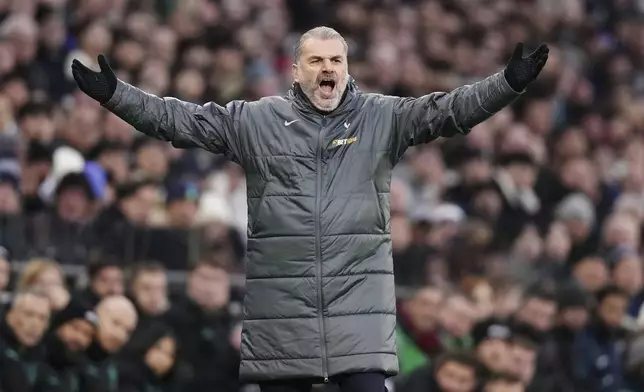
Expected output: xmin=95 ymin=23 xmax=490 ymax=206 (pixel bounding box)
xmin=103 ymin=72 xmax=521 ymax=382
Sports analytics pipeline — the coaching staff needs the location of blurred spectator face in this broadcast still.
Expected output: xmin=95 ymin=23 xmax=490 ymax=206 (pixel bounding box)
xmin=440 ymin=296 xmax=477 ymax=338
xmin=136 ymin=143 xmax=169 ymax=179
xmin=293 ymin=37 xmax=349 ymax=112
xmin=6 ymin=18 xmax=38 ymax=64
xmin=435 ymin=360 xmax=477 ymax=392
xmin=391 ymin=215 xmax=412 ymax=252
xmin=149 ymin=28 xmax=177 ymax=63
xmin=555 ymin=128 xmax=588 ymax=162
xmin=390 ymin=179 xmax=410 ymax=215
xmin=406 ymin=287 xmax=444 ymax=331
xmin=544 ymin=222 xmax=571 ymax=261
xmin=560 ymin=158 xmax=598 ymax=197
xmin=602 ymin=213 xmax=641 ymax=249
xmin=0 ymin=182 xmax=19 ymax=214
xmin=2 ymin=78 xmax=28 ymax=109
xmin=461 ymin=159 xmax=491 ymax=185
xmin=57 ymin=319 xmax=95 ymax=352
xmin=188 ymin=263 xmax=230 ymax=311
xmin=612 ymin=257 xmax=643 ymax=296
xmin=174 ymin=69 xmax=205 ymax=102
xmin=145 ymin=336 xmax=176 ymax=376
xmin=167 ymin=199 xmax=198 ymax=228
xmin=523 ymin=99 xmax=555 ymax=136
xmin=515 ymin=296 xmax=557 ymax=333
xmin=6 ymin=292 xmax=50 ymax=347
xmin=96 ymin=297 xmax=137 ymax=353
xmin=0 ymin=256 xmax=8 ymax=291
xmin=494 ymin=287 xmax=522 ymax=318
xmin=57 ymin=187 xmax=92 ymax=222
xmin=80 ymin=21 xmax=112 ymax=55
xmin=103 ymin=113 xmax=135 ymax=145
xmin=477 ymin=338 xmax=512 ymax=373
xmin=19 ymin=111 xmax=55 ymax=142
xmin=559 ymin=307 xmax=588 ymax=331
xmin=91 ymin=266 xmax=124 ymax=298
xmin=572 ymin=257 xmax=609 ymax=294
xmin=138 ymin=60 xmax=170 ymax=96
xmin=0 ymin=42 xmax=16 ymax=75
xmin=132 ymin=269 xmax=168 ymax=316
xmin=39 ymin=13 xmax=66 ymax=51
xmin=97 ymin=149 xmax=129 ymax=184
xmin=113 ymin=39 xmax=145 ymax=71
xmin=121 ymin=184 xmax=160 ymax=225
xmin=597 ymin=292 xmax=628 ymax=329
xmin=505 ymin=162 xmax=536 ymax=189
xmin=511 ymin=341 xmax=537 ymax=384
xmin=472 ymin=188 xmax=502 ymax=221
xmin=65 ymin=107 xmax=101 ymax=153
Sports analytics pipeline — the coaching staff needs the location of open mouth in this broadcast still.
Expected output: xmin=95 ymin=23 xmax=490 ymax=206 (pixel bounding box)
xmin=319 ymin=79 xmax=336 ymax=96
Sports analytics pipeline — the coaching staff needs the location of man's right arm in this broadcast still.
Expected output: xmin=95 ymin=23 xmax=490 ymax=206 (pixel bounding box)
xmin=103 ymin=80 xmax=243 ymax=160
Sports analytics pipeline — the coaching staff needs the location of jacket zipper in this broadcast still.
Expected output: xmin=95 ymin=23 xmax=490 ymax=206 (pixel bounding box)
xmin=315 ymin=116 xmax=329 ymax=382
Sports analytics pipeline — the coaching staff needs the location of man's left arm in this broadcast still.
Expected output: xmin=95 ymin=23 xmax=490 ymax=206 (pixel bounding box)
xmin=391 ymin=42 xmax=549 ymax=156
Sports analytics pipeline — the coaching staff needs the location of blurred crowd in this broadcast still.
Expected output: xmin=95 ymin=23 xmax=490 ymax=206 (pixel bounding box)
xmin=0 ymin=0 xmax=642 ymax=391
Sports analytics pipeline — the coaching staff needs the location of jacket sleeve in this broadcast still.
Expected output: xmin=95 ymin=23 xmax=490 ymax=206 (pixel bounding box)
xmin=102 ymin=80 xmax=245 ymax=162
xmin=391 ymin=71 xmax=521 ymax=157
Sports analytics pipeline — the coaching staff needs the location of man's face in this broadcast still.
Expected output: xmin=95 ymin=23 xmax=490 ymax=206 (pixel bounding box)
xmin=57 ymin=188 xmax=91 ymax=222
xmin=167 ymin=200 xmax=198 ymax=229
xmin=293 ymin=38 xmax=349 ymax=111
xmin=573 ymin=258 xmax=608 ymax=294
xmin=598 ymin=294 xmax=628 ymax=329
xmin=57 ymin=319 xmax=95 ymax=352
xmin=0 ymin=257 xmax=9 ymax=291
xmin=511 ymin=344 xmax=537 ymax=384
xmin=613 ymin=257 xmax=643 ymax=296
xmin=506 ymin=163 xmax=536 ymax=189
xmin=7 ymin=294 xmax=50 ymax=346
xmin=560 ymin=307 xmax=589 ymax=331
xmin=435 ymin=361 xmax=477 ymax=392
xmin=477 ymin=339 xmax=512 ymax=373
xmin=188 ymin=265 xmax=230 ymax=311
xmin=407 ymin=288 xmax=443 ymax=331
xmin=132 ymin=271 xmax=168 ymax=316
xmin=440 ymin=297 xmax=477 ymax=337
xmin=145 ymin=336 xmax=176 ymax=376
xmin=516 ymin=298 xmax=557 ymax=332
xmin=97 ymin=305 xmax=136 ymax=353
xmin=92 ymin=267 xmax=124 ymax=298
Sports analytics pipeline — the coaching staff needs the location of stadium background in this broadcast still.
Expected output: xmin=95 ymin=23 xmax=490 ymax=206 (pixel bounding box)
xmin=0 ymin=0 xmax=644 ymax=391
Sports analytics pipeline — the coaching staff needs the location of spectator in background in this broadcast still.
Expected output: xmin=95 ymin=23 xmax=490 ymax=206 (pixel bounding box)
xmin=471 ymin=318 xmax=514 ymax=378
xmin=0 ymin=248 xmax=10 ymax=307
xmin=437 ymin=294 xmax=477 ymax=353
xmin=45 ymin=297 xmax=99 ymax=392
xmin=396 ymin=286 xmax=444 ymax=375
xmin=573 ymin=286 xmax=630 ymax=392
xmin=509 ymin=335 xmax=539 ymax=390
xmin=80 ymin=295 xmax=137 ymax=392
xmin=17 ymin=257 xmax=69 ymax=312
xmin=570 ymin=256 xmax=610 ymax=295
xmin=166 ymin=258 xmax=241 ymax=392
xmin=395 ymin=351 xmax=481 ymax=392
xmin=79 ymin=258 xmax=124 ymax=307
xmin=0 ymin=289 xmax=59 ymax=392
xmin=483 ymin=373 xmax=525 ymax=392
xmin=118 ymin=322 xmax=187 ymax=392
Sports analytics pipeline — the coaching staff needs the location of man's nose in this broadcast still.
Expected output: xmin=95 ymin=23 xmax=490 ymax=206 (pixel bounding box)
xmin=321 ymin=59 xmax=334 ymax=71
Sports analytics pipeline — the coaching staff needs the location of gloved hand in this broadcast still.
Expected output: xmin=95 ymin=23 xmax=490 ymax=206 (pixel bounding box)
xmin=503 ymin=42 xmax=549 ymax=92
xmin=71 ymin=54 xmax=117 ymax=104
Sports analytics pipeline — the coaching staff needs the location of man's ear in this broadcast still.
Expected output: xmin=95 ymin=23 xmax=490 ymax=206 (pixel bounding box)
xmin=292 ymin=63 xmax=299 ymax=83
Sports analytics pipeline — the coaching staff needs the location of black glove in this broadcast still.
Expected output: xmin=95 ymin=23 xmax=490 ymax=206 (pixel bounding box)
xmin=71 ymin=54 xmax=117 ymax=104
xmin=503 ymin=42 xmax=549 ymax=92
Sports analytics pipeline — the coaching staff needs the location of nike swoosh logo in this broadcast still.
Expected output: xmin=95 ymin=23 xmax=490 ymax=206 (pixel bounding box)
xmin=344 ymin=122 xmax=350 ymax=129
xmin=284 ymin=120 xmax=299 ymax=126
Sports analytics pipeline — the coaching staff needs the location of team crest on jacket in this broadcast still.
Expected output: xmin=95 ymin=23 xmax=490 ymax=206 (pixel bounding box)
xmin=332 ymin=137 xmax=357 ymax=147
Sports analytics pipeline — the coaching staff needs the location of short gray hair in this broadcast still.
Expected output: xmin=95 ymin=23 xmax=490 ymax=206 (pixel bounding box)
xmin=293 ymin=26 xmax=348 ymax=61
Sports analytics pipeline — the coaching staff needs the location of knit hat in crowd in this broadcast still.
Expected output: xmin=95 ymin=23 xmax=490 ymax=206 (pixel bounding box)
xmin=49 ymin=297 xmax=99 ymax=331
xmin=554 ymin=192 xmax=596 ymax=227
xmin=472 ymin=317 xmax=513 ymax=346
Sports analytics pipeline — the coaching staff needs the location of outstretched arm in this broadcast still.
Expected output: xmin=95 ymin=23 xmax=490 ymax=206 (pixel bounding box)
xmin=392 ymin=42 xmax=549 ymax=156
xmin=72 ymin=55 xmax=243 ymax=161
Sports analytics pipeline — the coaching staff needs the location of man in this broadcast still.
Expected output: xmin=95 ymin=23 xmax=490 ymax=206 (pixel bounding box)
xmin=394 ymin=351 xmax=481 ymax=392
xmin=0 ymin=289 xmax=61 ymax=392
xmin=72 ymin=26 xmax=549 ymax=390
xmin=79 ymin=295 xmax=137 ymax=392
xmin=122 ymin=262 xmax=169 ymax=355
xmin=509 ymin=335 xmax=538 ymax=389
xmin=472 ymin=318 xmax=513 ymax=377
xmin=78 ymin=258 xmax=124 ymax=307
xmin=438 ymin=294 xmax=478 ymax=353
xmin=45 ymin=297 xmax=99 ymax=392
xmin=166 ymin=258 xmax=241 ymax=392
xmin=396 ymin=286 xmax=444 ymax=375
xmin=573 ymin=285 xmax=630 ymax=392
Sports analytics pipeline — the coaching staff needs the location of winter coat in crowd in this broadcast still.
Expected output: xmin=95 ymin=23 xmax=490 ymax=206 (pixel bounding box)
xmin=0 ymin=317 xmax=62 ymax=392
xmin=103 ymin=66 xmax=521 ymax=381
xmin=165 ymin=296 xmax=240 ymax=392
xmin=76 ymin=342 xmax=120 ymax=392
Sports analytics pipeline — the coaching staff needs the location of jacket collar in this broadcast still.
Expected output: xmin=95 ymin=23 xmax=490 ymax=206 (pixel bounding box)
xmin=287 ymin=76 xmax=359 ymax=118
